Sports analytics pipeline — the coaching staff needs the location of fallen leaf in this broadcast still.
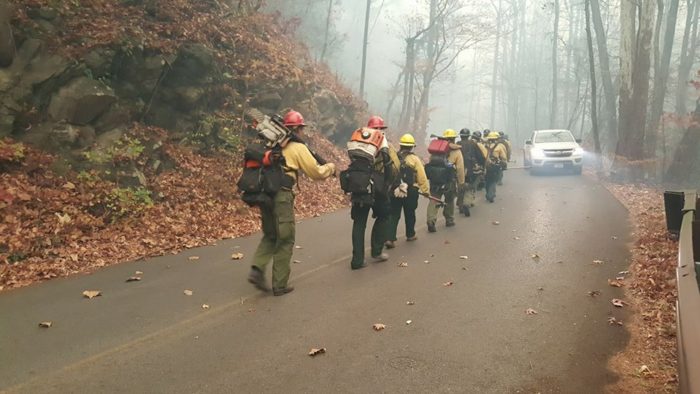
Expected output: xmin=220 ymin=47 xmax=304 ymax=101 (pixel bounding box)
xmin=39 ymin=321 xmax=53 ymax=328
xmin=308 ymin=348 xmax=326 ymax=356
xmin=423 ymin=260 xmax=430 ymax=264
xmin=184 ymin=289 xmax=193 ymax=296
xmin=461 ymin=267 xmax=467 ymax=270
xmin=611 ymin=236 xmax=618 ymax=240
xmin=638 ymin=365 xmax=651 ymax=375
xmin=202 ymin=304 xmax=210 ymax=309
xmin=608 ymin=317 xmax=623 ymax=326
xmin=513 ymin=236 xmax=520 ymax=240
xmin=537 ymin=287 xmax=544 ymax=291
xmin=62 ymin=182 xmax=76 ymax=190
xmin=444 ymin=240 xmax=451 ymax=245
xmin=525 ymin=308 xmax=538 ymax=315
xmin=615 ymin=276 xmax=626 ymax=281
xmin=293 ymin=259 xmax=302 ymax=264
xmin=611 ymin=298 xmax=626 ymax=307
xmin=372 ymin=323 xmax=386 ymax=331
xmin=248 ymin=308 xmax=256 ymax=313
xmin=588 ymin=290 xmax=602 ymax=297
xmin=56 ymin=212 xmax=72 ymax=225
xmin=443 ymin=281 xmax=454 ymax=287
xmin=531 ymin=253 xmax=540 ymax=260
xmin=135 ymin=270 xmax=144 ymax=275
xmin=82 ymin=290 xmax=101 ymax=299
xmin=295 ymin=245 xmax=303 ymax=249
xmin=492 ymin=221 xmax=500 ymax=225
xmin=189 ymin=256 xmax=200 ymax=261
xmin=126 ymin=276 xmax=142 ymax=282
xmin=618 ymin=270 xmax=629 ymax=276
xmin=231 ymin=253 xmax=244 ymax=260
xmin=405 ymin=320 xmax=412 ymax=325
xmin=459 ymin=255 xmax=469 ymax=260
xmin=608 ymin=279 xmax=624 ymax=288
xmin=592 ymin=259 xmax=604 ymax=265
xmin=406 ymin=301 xmax=415 ymax=305
xmin=398 ymin=262 xmax=408 ymax=267
xmin=69 ymin=254 xmax=79 ymax=262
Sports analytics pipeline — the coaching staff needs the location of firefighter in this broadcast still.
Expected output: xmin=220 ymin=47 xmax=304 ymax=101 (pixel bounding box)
xmin=247 ymin=110 xmax=336 ymax=296
xmin=426 ymin=128 xmax=465 ymax=232
xmin=458 ymin=128 xmax=487 ymax=215
xmin=386 ymin=133 xmax=429 ymax=248
xmin=471 ymin=131 xmax=486 ymax=191
xmin=484 ymin=131 xmax=508 ymax=203
xmin=497 ymin=131 xmax=512 ymax=186
xmin=350 ymin=116 xmax=400 ymax=270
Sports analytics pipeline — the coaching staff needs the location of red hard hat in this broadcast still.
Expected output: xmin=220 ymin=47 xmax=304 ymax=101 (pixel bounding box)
xmin=284 ymin=110 xmax=306 ymax=127
xmin=367 ymin=115 xmax=387 ymax=130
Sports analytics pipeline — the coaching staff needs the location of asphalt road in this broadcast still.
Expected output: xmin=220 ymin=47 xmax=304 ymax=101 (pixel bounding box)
xmin=0 ymin=170 xmax=631 ymax=393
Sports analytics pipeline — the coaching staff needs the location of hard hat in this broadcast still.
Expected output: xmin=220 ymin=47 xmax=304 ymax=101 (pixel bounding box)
xmin=442 ymin=129 xmax=458 ymax=138
xmin=498 ymin=131 xmax=505 ymax=137
xmin=487 ymin=132 xmax=500 ymax=140
xmin=459 ymin=128 xmax=470 ymax=136
xmin=283 ymin=110 xmax=306 ymax=127
xmin=367 ymin=115 xmax=388 ymax=130
xmin=399 ymin=133 xmax=416 ymax=147
xmin=472 ymin=131 xmax=482 ymax=139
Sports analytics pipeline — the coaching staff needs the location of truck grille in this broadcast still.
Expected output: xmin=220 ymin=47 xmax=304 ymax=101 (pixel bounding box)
xmin=544 ymin=149 xmax=573 ymax=157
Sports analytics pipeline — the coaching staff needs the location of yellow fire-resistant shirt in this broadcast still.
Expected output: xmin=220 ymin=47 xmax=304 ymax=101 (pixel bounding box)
xmin=400 ymin=152 xmax=430 ymax=195
xmin=448 ymin=143 xmax=465 ymax=186
xmin=486 ymin=141 xmax=508 ymax=163
xmin=282 ymin=141 xmax=336 ymax=182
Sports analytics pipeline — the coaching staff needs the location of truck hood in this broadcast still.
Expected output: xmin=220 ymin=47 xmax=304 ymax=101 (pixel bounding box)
xmin=533 ymin=142 xmax=580 ymax=150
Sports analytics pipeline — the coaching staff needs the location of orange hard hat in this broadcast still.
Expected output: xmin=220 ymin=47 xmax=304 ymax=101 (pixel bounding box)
xmin=283 ymin=110 xmax=306 ymax=127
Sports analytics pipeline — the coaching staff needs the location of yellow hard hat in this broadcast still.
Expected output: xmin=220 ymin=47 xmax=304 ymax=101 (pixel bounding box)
xmin=399 ymin=133 xmax=416 ymax=147
xmin=442 ymin=129 xmax=458 ymax=138
xmin=487 ymin=132 xmax=500 ymax=140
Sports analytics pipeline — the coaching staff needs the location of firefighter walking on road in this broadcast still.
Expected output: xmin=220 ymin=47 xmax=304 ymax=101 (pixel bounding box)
xmin=247 ymin=111 xmax=336 ymax=296
xmin=457 ymin=128 xmax=487 ymax=216
xmin=426 ymin=129 xmax=465 ymax=232
xmin=386 ymin=134 xmax=429 ymax=248
xmin=484 ymin=131 xmax=508 ymax=203
xmin=348 ymin=116 xmax=400 ymax=269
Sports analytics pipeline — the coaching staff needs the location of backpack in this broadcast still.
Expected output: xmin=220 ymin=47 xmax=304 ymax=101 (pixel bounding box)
xmin=236 ymin=112 xmax=294 ymax=207
xmin=485 ymin=142 xmax=506 ymax=182
xmin=340 ymin=128 xmax=385 ymax=199
xmin=398 ymin=151 xmax=416 ymax=186
xmin=424 ymin=139 xmax=455 ymax=190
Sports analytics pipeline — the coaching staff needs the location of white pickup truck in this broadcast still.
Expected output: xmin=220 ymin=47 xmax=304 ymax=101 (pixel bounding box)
xmin=523 ymin=129 xmax=584 ymax=175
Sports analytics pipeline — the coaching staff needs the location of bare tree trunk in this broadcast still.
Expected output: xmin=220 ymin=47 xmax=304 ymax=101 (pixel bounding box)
xmin=550 ymin=0 xmax=559 ymax=128
xmin=615 ymin=0 xmax=656 ymax=180
xmin=648 ymin=0 xmax=679 ymax=160
xmin=490 ymin=0 xmax=503 ymax=127
xmin=590 ymin=0 xmax=617 ymax=147
xmin=585 ymin=0 xmax=602 ymax=170
xmin=319 ymin=0 xmax=333 ymax=62
xmin=676 ymin=0 xmax=700 ymax=116
xmin=359 ymin=0 xmax=371 ymax=99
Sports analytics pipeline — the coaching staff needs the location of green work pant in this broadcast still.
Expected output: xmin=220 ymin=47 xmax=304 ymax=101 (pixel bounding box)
xmin=427 ymin=183 xmax=456 ymax=225
xmin=351 ymin=196 xmax=390 ymax=268
xmin=388 ymin=186 xmax=419 ymax=241
xmin=252 ymin=190 xmax=295 ymax=289
xmin=463 ymin=172 xmax=481 ymax=207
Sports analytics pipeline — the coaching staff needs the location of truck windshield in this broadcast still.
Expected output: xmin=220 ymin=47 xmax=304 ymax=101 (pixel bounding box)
xmin=534 ymin=131 xmax=575 ymax=143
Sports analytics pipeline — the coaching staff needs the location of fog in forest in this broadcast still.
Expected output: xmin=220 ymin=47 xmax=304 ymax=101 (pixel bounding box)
xmin=266 ymin=0 xmax=700 ymax=183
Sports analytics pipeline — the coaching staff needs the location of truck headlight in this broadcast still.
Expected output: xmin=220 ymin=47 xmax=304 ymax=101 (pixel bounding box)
xmin=574 ymin=147 xmax=584 ymax=156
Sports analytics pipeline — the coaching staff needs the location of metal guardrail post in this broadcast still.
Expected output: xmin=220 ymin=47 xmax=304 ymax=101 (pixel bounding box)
xmin=675 ymin=191 xmax=700 ymax=394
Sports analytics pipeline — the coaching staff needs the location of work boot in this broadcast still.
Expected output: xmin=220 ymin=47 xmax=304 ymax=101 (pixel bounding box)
xmin=446 ymin=219 xmax=456 ymax=227
xmin=384 ymin=240 xmax=396 ymax=249
xmin=427 ymin=223 xmax=437 ymax=233
xmin=351 ymin=262 xmax=368 ymax=270
xmin=247 ymin=266 xmax=269 ymax=292
xmin=406 ymin=235 xmax=418 ymax=242
xmin=462 ymin=206 xmax=471 ymax=217
xmin=272 ymin=286 xmax=294 ymax=296
xmin=372 ymin=253 xmax=389 ymax=263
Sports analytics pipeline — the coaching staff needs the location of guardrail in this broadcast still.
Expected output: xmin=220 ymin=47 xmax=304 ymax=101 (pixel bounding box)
xmin=664 ymin=191 xmax=700 ymax=394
